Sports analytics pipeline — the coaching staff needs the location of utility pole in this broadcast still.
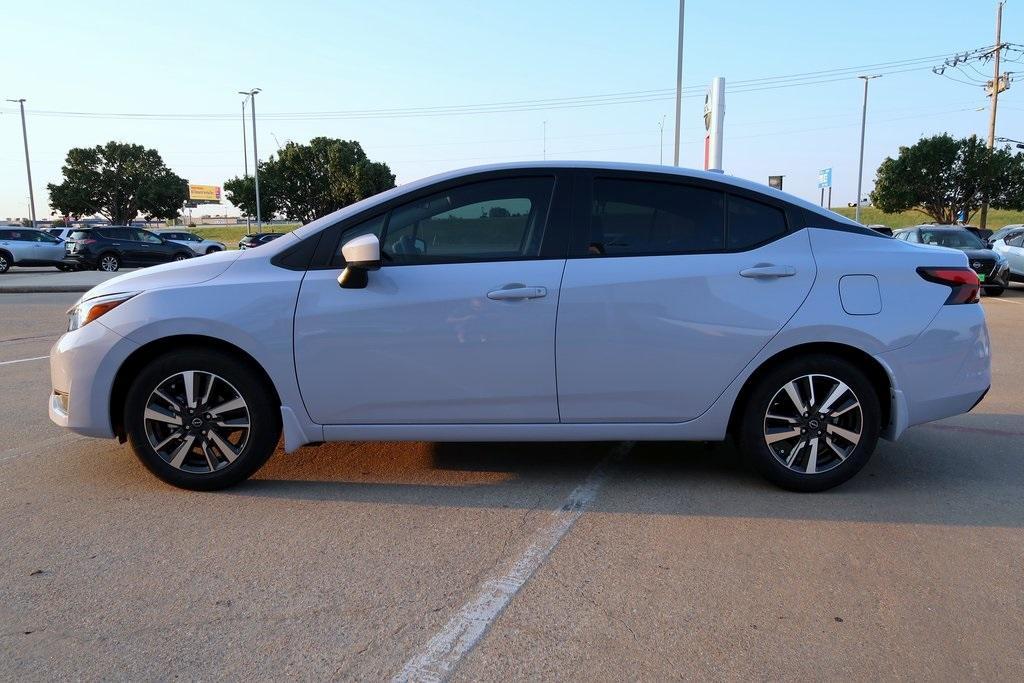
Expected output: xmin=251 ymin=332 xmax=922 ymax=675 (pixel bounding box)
xmin=658 ymin=115 xmax=666 ymax=165
xmin=855 ymin=75 xmax=880 ymax=224
xmin=542 ymin=120 xmax=547 ymax=160
xmin=979 ymin=0 xmax=1005 ymax=231
xmin=672 ymin=0 xmax=685 ymax=166
xmin=239 ymin=89 xmax=262 ymax=230
xmin=240 ymin=97 xmax=250 ymax=235
xmin=6 ymin=99 xmax=36 ymax=227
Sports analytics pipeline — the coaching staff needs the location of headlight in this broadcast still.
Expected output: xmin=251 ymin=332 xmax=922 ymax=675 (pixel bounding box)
xmin=67 ymin=292 xmax=138 ymax=332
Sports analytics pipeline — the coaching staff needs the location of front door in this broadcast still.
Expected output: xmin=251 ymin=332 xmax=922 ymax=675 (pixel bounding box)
xmin=294 ymin=174 xmax=569 ymax=424
xmin=555 ymin=175 xmax=816 ymax=422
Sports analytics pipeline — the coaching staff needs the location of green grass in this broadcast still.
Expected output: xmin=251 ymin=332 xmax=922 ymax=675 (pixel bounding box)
xmin=189 ymin=223 xmax=300 ymax=247
xmin=831 ymin=206 xmax=1024 ymax=229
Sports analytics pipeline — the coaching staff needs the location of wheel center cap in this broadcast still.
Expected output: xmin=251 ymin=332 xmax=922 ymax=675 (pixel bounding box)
xmin=808 ymin=419 xmax=820 ymax=430
xmin=190 ymin=417 xmax=203 ymax=428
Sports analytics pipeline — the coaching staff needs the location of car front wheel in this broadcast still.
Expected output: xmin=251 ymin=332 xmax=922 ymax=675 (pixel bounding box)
xmin=173 ymin=252 xmax=191 ymax=262
xmin=123 ymin=348 xmax=281 ymax=490
xmin=0 ymin=252 xmax=10 ymax=273
xmin=738 ymin=355 xmax=881 ymax=492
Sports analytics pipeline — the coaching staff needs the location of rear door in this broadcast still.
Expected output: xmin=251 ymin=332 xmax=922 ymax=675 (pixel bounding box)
xmin=293 ymin=172 xmax=570 ymax=425
xmin=33 ymin=230 xmax=66 ymax=262
xmin=555 ymin=172 xmax=816 ymax=423
xmin=1003 ymin=232 xmax=1024 ymax=275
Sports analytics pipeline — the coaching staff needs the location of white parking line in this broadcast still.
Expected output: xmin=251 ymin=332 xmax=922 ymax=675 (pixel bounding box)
xmin=393 ymin=441 xmax=634 ymax=683
xmin=986 ymin=297 xmax=1020 ymax=305
xmin=0 ymin=355 xmax=48 ymax=366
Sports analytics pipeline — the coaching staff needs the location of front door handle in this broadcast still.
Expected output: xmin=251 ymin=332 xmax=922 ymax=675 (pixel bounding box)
xmin=740 ymin=264 xmax=796 ymax=279
xmin=487 ymin=285 xmax=547 ymax=300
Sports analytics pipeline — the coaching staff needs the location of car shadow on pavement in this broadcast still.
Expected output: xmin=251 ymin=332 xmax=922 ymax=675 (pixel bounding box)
xmin=224 ymin=412 xmax=1024 ymax=529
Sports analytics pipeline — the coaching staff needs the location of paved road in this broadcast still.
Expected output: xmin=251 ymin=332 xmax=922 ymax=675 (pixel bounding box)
xmin=0 ymin=267 xmax=136 ymax=293
xmin=1 ymin=289 xmax=1022 ymax=680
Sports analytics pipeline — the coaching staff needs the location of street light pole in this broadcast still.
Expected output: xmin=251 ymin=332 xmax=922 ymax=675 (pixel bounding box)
xmin=239 ymin=89 xmax=262 ymax=231
xmin=855 ymin=75 xmax=880 ymax=224
xmin=672 ymin=0 xmax=685 ymax=166
xmin=658 ymin=115 xmax=666 ymax=165
xmin=240 ymin=97 xmax=250 ymax=234
xmin=6 ymin=99 xmax=36 ymax=227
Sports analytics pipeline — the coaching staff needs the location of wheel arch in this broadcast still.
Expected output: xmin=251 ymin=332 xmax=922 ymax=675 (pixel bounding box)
xmin=727 ymin=341 xmax=893 ymax=438
xmin=109 ymin=334 xmax=282 ymax=441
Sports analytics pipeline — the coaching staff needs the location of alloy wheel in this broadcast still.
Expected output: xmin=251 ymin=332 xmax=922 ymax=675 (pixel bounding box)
xmin=174 ymin=254 xmax=188 ymax=261
xmin=0 ymin=255 xmax=8 ymax=272
xmin=762 ymin=373 xmax=863 ymax=475
xmin=100 ymin=256 xmax=118 ymax=271
xmin=143 ymin=371 xmax=251 ymax=474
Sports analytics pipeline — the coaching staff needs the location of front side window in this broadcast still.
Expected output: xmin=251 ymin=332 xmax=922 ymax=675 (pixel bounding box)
xmin=587 ymin=179 xmax=725 ymax=256
xmin=726 ymin=195 xmax=787 ymax=249
xmin=381 ymin=177 xmax=554 ymax=265
xmin=135 ymin=229 xmax=163 ymax=244
xmin=332 ymin=214 xmax=387 ymax=266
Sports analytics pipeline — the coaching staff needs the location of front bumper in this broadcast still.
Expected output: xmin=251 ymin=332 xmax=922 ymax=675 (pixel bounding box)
xmin=48 ymin=320 xmax=140 ymax=438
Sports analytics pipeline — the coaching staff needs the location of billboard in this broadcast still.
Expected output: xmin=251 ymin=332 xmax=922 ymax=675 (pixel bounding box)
xmin=188 ymin=184 xmax=222 ymax=202
xmin=817 ymin=168 xmax=833 ymax=189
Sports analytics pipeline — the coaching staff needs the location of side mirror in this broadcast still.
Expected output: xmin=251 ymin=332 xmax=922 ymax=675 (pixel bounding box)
xmin=338 ymin=234 xmax=381 ymax=289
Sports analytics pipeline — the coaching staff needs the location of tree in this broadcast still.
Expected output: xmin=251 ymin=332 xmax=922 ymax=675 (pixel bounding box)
xmin=223 ymin=137 xmax=395 ymax=224
xmin=48 ymin=142 xmax=188 ymax=224
xmin=871 ymin=134 xmax=1024 ymax=224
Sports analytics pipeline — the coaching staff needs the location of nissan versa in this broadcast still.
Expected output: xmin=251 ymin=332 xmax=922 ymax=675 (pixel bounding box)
xmin=48 ymin=162 xmax=991 ymax=492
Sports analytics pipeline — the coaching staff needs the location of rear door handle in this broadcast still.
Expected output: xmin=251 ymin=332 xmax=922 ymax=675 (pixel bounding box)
xmin=487 ymin=285 xmax=547 ymax=300
xmin=740 ymin=264 xmax=796 ymax=278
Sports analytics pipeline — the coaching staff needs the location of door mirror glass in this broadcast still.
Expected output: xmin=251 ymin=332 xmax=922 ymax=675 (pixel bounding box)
xmin=338 ymin=234 xmax=381 ymax=289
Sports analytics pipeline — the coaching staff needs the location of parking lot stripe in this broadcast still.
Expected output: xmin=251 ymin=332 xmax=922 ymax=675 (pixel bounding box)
xmin=0 ymin=355 xmax=49 ymax=366
xmin=986 ymin=297 xmax=1020 ymax=305
xmin=393 ymin=441 xmax=634 ymax=683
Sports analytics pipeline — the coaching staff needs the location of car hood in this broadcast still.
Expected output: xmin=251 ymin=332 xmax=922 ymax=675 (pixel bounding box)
xmin=79 ymin=249 xmax=241 ymax=302
xmin=957 ymin=248 xmax=998 ymax=260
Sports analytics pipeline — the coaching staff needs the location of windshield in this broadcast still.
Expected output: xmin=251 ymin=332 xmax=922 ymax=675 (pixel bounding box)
xmin=919 ymin=230 xmax=984 ymax=249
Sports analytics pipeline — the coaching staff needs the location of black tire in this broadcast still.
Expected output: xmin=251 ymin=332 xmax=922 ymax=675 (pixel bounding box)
xmin=985 ymin=286 xmax=1005 ymax=297
xmin=173 ymin=252 xmax=191 ymax=261
xmin=98 ymin=253 xmax=120 ymax=272
xmin=738 ymin=354 xmax=881 ymax=492
xmin=123 ymin=347 xmax=281 ymax=490
xmin=205 ymin=246 xmax=219 ymax=255
xmin=56 ymin=264 xmax=72 ymax=272
xmin=0 ymin=251 xmax=10 ymax=273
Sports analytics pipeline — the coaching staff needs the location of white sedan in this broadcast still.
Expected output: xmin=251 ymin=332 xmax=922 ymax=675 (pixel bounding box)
xmin=992 ymin=228 xmax=1024 ymax=284
xmin=155 ymin=231 xmax=226 ymax=256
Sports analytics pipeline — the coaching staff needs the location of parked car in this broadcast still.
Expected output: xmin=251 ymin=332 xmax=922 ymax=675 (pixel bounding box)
xmin=49 ymin=162 xmax=991 ymax=493
xmin=47 ymin=227 xmax=77 ymax=242
xmin=963 ymin=225 xmax=994 ymax=242
xmin=987 ymin=224 xmax=1024 ymax=245
xmin=867 ymin=224 xmax=893 ymax=237
xmin=238 ymin=232 xmax=282 ymax=250
xmin=894 ymin=225 xmax=1010 ymax=295
xmin=0 ymin=228 xmax=75 ymax=273
xmin=991 ymin=230 xmax=1024 ymax=284
xmin=155 ymin=230 xmax=227 ymax=256
xmin=64 ymin=226 xmax=194 ymax=272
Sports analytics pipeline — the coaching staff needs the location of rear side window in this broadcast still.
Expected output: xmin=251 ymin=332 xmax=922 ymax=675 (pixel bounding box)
xmin=588 ymin=179 xmax=725 ymax=256
xmin=726 ymin=195 xmax=787 ymax=249
xmin=69 ymin=230 xmax=91 ymax=240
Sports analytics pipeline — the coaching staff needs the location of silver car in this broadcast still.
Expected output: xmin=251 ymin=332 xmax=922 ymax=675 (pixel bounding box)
xmin=0 ymin=228 xmax=72 ymax=272
xmin=155 ymin=230 xmax=227 ymax=256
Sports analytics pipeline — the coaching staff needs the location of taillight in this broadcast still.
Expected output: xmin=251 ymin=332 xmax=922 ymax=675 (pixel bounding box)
xmin=917 ymin=266 xmax=980 ymax=304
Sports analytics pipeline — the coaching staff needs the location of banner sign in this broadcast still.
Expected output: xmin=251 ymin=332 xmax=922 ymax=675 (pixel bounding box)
xmin=188 ymin=184 xmax=222 ymax=202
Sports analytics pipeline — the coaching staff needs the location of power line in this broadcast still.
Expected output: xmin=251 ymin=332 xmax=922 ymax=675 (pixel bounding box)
xmin=3 ymin=50 xmax=968 ymax=123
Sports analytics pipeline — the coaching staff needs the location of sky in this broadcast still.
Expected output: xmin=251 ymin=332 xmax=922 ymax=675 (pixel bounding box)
xmin=1 ymin=0 xmax=1021 ymax=220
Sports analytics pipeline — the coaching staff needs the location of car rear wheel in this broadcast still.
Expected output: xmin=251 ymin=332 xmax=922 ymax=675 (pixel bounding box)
xmin=205 ymin=246 xmax=220 ymax=255
xmin=0 ymin=252 xmax=10 ymax=273
xmin=98 ymin=253 xmax=120 ymax=272
xmin=738 ymin=355 xmax=881 ymax=492
xmin=173 ymin=252 xmax=191 ymax=261
xmin=985 ymin=286 xmax=1005 ymax=297
xmin=124 ymin=348 xmax=281 ymax=490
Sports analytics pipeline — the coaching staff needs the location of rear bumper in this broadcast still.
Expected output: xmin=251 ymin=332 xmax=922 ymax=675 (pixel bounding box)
xmin=877 ymin=304 xmax=991 ymax=436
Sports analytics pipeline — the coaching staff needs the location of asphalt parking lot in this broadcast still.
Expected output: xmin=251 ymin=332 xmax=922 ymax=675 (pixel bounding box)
xmin=1 ymin=288 xmax=1022 ymax=680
